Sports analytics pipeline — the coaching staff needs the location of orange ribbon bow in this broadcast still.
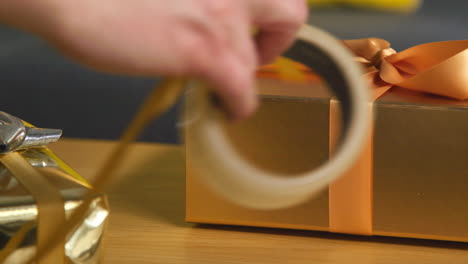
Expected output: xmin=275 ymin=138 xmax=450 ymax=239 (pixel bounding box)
xmin=345 ymin=38 xmax=468 ymax=99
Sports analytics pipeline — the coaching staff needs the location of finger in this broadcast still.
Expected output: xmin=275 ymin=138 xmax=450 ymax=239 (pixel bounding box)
xmin=178 ymin=9 xmax=259 ymax=121
xmin=201 ymin=0 xmax=259 ymax=69
xmin=202 ymin=50 xmax=258 ymax=121
xmin=215 ymin=20 xmax=259 ymax=120
xmin=254 ymin=29 xmax=296 ymax=65
xmin=248 ymin=0 xmax=308 ymax=64
xmin=220 ymin=13 xmax=259 ymax=70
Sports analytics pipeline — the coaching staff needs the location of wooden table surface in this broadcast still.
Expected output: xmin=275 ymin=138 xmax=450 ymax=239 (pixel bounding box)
xmin=50 ymin=138 xmax=468 ymax=264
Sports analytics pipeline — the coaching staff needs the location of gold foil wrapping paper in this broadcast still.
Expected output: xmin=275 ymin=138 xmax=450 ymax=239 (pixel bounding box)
xmin=0 ymin=147 xmax=108 ymax=263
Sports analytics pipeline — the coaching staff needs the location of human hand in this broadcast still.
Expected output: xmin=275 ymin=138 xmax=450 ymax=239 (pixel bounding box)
xmin=1 ymin=0 xmax=308 ymax=120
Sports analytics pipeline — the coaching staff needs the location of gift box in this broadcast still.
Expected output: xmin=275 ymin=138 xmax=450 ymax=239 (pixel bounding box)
xmin=0 ymin=113 xmax=109 ymax=263
xmin=185 ymin=39 xmax=468 ymax=242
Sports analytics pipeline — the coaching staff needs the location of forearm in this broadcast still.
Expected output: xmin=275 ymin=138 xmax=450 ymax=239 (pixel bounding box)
xmin=0 ymin=0 xmax=62 ymax=37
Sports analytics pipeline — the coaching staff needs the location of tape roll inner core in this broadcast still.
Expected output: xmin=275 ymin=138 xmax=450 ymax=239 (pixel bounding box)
xmin=285 ymin=39 xmax=352 ymax=146
xmin=184 ymin=25 xmax=369 ymax=209
xmin=221 ymin=40 xmax=352 ymax=176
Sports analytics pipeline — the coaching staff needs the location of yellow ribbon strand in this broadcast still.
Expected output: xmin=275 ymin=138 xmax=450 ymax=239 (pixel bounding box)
xmin=0 ymin=221 xmax=35 ymax=263
xmin=25 ymin=78 xmax=186 ymax=264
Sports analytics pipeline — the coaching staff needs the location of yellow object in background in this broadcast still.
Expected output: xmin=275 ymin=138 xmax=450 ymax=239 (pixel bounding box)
xmin=308 ymin=0 xmax=422 ymax=13
xmin=270 ymin=57 xmax=308 ymax=83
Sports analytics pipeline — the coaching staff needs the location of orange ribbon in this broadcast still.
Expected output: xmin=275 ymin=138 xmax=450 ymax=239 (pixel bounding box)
xmin=258 ymin=39 xmax=468 ymax=235
xmin=329 ymin=39 xmax=468 ymax=235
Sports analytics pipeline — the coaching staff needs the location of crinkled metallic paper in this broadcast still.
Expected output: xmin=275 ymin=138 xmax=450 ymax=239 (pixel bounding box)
xmin=0 ymin=148 xmax=108 ymax=264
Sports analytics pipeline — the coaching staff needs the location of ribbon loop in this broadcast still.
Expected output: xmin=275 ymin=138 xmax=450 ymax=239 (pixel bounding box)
xmin=344 ymin=38 xmax=391 ymax=62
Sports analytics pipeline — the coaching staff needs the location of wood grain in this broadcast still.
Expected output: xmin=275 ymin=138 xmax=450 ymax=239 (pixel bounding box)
xmin=50 ymin=138 xmax=468 ymax=264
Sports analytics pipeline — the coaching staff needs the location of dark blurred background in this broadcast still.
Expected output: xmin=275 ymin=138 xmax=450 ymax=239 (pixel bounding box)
xmin=1 ymin=0 xmax=467 ymax=144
